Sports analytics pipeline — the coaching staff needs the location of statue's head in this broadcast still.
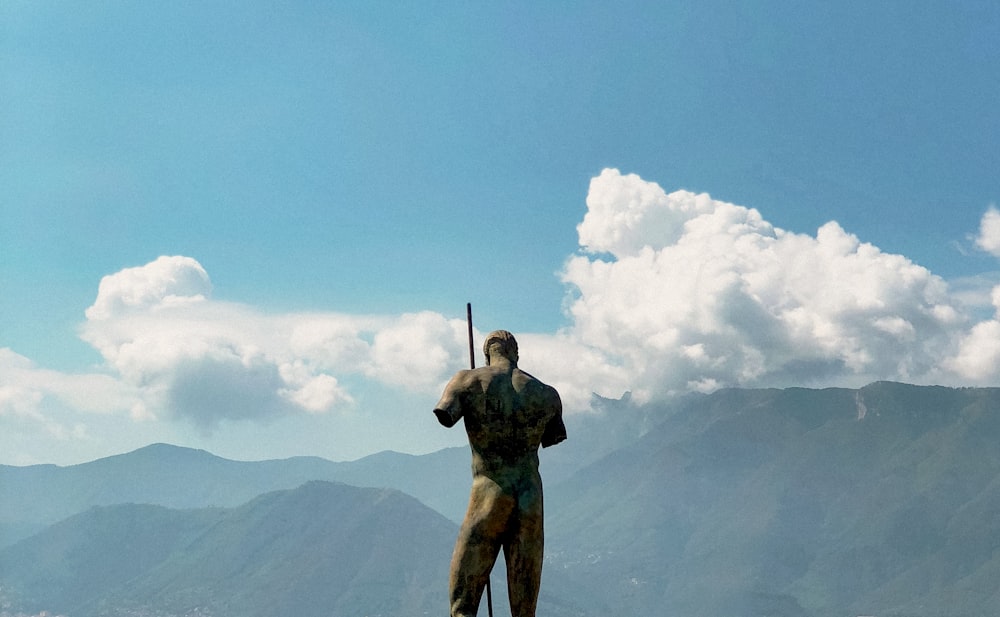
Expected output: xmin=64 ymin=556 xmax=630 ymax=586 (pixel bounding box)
xmin=483 ymin=330 xmax=518 ymax=366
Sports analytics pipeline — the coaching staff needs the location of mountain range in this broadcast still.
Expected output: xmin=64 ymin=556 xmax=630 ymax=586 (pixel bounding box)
xmin=546 ymin=381 xmax=1000 ymax=616
xmin=0 ymin=393 xmax=649 ymax=550
xmin=0 ymin=442 xmax=471 ymax=549
xmin=1 ymin=481 xmax=454 ymax=616
xmin=3 ymin=382 xmax=1000 ymax=616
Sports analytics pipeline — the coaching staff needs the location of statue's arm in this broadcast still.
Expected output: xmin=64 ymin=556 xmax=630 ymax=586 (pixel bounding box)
xmin=433 ymin=370 xmax=471 ymax=428
xmin=434 ymin=407 xmax=460 ymax=428
xmin=540 ymin=386 xmax=567 ymax=448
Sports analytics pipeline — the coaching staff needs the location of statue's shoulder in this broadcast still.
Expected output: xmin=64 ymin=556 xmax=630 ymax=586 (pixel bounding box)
xmin=451 ymin=366 xmax=503 ymax=387
xmin=512 ymin=367 xmax=537 ymax=382
xmin=513 ymin=369 xmax=559 ymax=398
xmin=445 ymin=368 xmax=479 ymax=388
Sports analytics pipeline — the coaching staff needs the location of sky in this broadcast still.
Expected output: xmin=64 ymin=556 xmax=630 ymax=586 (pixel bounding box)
xmin=2 ymin=1 xmax=999 ymax=466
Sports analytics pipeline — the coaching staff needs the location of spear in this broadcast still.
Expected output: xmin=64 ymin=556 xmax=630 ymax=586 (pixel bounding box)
xmin=466 ymin=303 xmax=476 ymax=372
xmin=465 ymin=302 xmax=494 ymax=617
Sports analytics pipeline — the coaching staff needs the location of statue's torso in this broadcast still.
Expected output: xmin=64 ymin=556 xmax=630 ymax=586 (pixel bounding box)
xmin=460 ymin=366 xmax=557 ymax=481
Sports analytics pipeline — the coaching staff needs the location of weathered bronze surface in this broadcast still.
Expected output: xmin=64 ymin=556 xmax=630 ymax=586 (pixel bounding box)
xmin=434 ymin=330 xmax=566 ymax=617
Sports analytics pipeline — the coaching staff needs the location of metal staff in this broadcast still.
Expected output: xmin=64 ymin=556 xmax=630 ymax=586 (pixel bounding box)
xmin=466 ymin=302 xmax=494 ymax=617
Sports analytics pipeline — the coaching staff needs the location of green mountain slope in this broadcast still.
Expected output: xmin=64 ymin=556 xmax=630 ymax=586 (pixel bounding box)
xmin=1 ymin=481 xmax=594 ymax=617
xmin=546 ymin=382 xmax=1000 ymax=617
xmin=0 ymin=481 xmax=454 ymax=617
xmin=7 ymin=382 xmax=1000 ymax=616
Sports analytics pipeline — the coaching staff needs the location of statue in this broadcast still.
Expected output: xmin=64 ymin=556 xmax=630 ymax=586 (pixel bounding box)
xmin=434 ymin=330 xmax=566 ymax=617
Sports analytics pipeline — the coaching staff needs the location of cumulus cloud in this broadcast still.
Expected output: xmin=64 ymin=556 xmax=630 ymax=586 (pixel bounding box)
xmin=556 ymin=169 xmax=986 ymax=402
xmin=76 ymin=256 xmax=471 ymax=429
xmin=365 ymin=311 xmax=470 ymax=391
xmin=86 ymin=255 xmax=211 ymax=320
xmin=944 ymin=285 xmax=1000 ymax=382
xmin=0 ymin=348 xmax=140 ymax=443
xmin=14 ymin=171 xmax=1000 ymax=444
xmin=974 ymin=206 xmax=1000 ymax=257
xmin=514 ymin=333 xmax=632 ymax=411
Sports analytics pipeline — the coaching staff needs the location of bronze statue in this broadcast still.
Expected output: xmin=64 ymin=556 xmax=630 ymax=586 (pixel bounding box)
xmin=434 ymin=330 xmax=566 ymax=617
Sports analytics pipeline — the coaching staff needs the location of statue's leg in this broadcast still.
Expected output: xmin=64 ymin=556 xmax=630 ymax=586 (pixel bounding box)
xmin=450 ymin=476 xmax=513 ymax=617
xmin=504 ymin=484 xmax=544 ymax=617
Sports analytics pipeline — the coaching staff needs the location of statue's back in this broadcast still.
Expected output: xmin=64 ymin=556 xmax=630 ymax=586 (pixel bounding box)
xmin=461 ymin=366 xmax=560 ymax=477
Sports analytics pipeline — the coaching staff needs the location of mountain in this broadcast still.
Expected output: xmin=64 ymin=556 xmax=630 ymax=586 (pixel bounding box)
xmin=0 ymin=481 xmax=593 ymax=617
xmin=0 ymin=443 xmax=474 ymax=547
xmin=545 ymin=382 xmax=1000 ymax=617
xmin=0 ymin=481 xmax=454 ymax=617
xmin=7 ymin=382 xmax=1000 ymax=616
xmin=0 ymin=400 xmax=648 ymax=549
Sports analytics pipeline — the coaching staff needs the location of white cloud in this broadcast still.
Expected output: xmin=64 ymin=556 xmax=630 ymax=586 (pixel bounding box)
xmin=974 ymin=206 xmax=1000 ymax=257
xmin=554 ymin=169 xmax=983 ymax=402
xmin=365 ymin=311 xmax=469 ymax=392
xmin=69 ymin=179 xmax=1000 ymax=431
xmin=10 ymin=173 xmax=1000 ymax=455
xmin=281 ymin=372 xmax=344 ymax=413
xmin=86 ymin=255 xmax=211 ymax=320
xmin=75 ymin=257 xmax=471 ymax=429
xmin=514 ymin=333 xmax=632 ymax=411
xmin=578 ymin=168 xmax=718 ymax=255
xmin=943 ymin=285 xmax=1000 ymax=382
xmin=0 ymin=348 xmax=142 ymax=416
xmin=0 ymin=348 xmax=140 ymax=445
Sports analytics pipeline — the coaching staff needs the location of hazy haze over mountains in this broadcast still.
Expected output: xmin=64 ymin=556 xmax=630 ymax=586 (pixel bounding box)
xmin=4 ymin=382 xmax=1000 ymax=616
xmin=0 ymin=443 xmax=471 ymax=549
xmin=548 ymin=382 xmax=1000 ymax=616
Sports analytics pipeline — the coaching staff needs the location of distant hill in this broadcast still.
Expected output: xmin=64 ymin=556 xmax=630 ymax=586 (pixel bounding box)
xmin=0 ymin=481 xmax=453 ymax=617
xmin=7 ymin=382 xmax=1000 ymax=617
xmin=0 ymin=400 xmax=649 ymax=549
xmin=545 ymin=382 xmax=1000 ymax=617
xmin=0 ymin=443 xmax=474 ymax=547
xmin=0 ymin=481 xmax=593 ymax=617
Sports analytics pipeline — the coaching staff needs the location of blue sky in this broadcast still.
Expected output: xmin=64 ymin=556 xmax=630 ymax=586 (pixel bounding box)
xmin=2 ymin=1 xmax=999 ymax=465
